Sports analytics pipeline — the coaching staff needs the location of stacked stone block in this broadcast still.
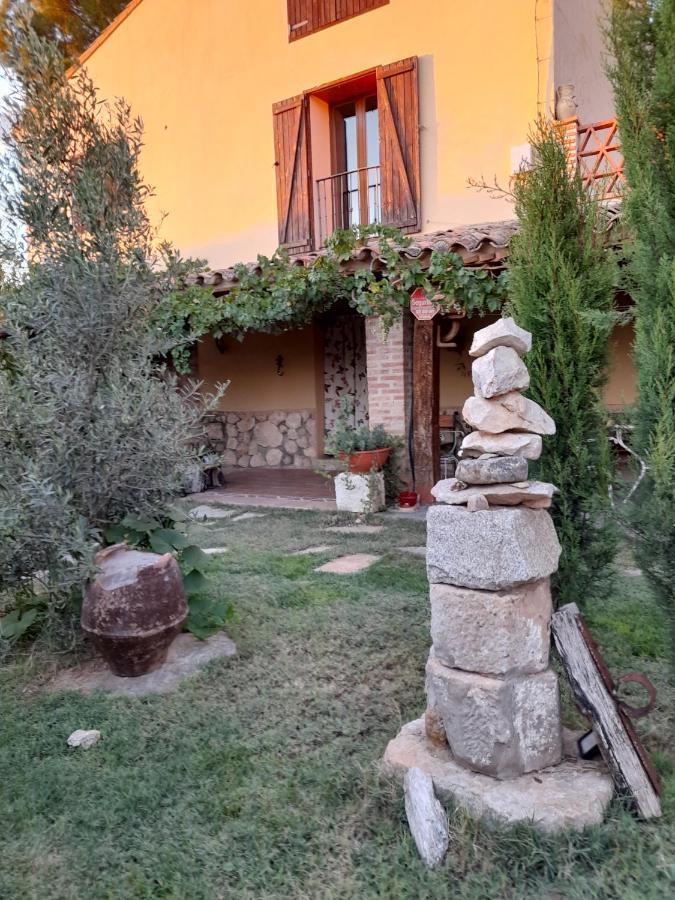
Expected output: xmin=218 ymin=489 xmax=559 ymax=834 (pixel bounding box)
xmin=424 ymin=317 xmax=564 ymax=780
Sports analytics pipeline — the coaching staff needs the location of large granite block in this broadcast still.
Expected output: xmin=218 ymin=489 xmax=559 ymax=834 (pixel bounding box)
xmin=430 ymin=579 xmax=552 ymax=676
xmin=472 ymin=346 xmax=530 ymax=399
xmin=426 ymin=505 xmax=561 ymax=590
xmin=425 ymin=653 xmax=562 ymax=779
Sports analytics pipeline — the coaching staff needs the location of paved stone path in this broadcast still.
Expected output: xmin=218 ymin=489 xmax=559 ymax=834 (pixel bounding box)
xmin=315 ymin=554 xmax=381 ymax=574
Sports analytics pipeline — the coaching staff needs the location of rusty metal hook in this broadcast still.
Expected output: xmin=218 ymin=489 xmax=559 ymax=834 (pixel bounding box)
xmin=613 ymin=672 xmax=658 ymax=719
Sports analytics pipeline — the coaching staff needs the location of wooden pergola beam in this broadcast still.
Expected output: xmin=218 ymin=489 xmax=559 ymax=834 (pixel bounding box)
xmin=412 ymin=317 xmax=439 ymax=504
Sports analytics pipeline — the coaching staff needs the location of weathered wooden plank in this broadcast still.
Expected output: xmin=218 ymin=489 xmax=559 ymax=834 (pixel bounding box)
xmin=552 ymin=603 xmax=661 ymax=820
xmin=412 ymin=317 xmax=439 ymax=504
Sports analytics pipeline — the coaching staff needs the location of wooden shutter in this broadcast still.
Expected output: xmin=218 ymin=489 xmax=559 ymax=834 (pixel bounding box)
xmin=273 ymin=95 xmax=313 ymax=253
xmin=376 ymin=57 xmax=420 ymax=232
xmin=288 ymin=1 xmax=389 ymax=41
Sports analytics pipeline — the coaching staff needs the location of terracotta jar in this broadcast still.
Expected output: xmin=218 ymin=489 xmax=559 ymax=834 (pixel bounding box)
xmin=82 ymin=544 xmax=188 ymax=677
xmin=555 ymin=84 xmax=577 ymax=120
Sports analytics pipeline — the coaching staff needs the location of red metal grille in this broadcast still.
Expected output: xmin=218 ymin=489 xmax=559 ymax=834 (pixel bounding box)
xmin=577 ymin=119 xmax=624 ymax=199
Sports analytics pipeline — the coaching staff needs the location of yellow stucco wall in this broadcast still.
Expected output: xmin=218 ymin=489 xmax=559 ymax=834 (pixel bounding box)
xmin=605 ymin=323 xmax=637 ymax=411
xmin=77 ymin=0 xmax=553 ymax=269
xmin=197 ymin=327 xmax=320 ymax=413
xmin=439 ymin=320 xmax=636 ymax=413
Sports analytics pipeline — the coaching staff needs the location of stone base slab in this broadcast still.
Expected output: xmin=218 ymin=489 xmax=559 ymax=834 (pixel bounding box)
xmin=382 ymin=718 xmax=614 ymax=833
xmin=48 ymin=632 xmax=236 ymax=697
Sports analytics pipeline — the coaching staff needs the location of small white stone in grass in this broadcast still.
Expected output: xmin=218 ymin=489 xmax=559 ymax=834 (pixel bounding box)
xmin=202 ymin=547 xmax=229 ymax=555
xmin=404 ymin=767 xmax=449 ymax=869
xmin=67 ymin=729 xmax=101 ymax=749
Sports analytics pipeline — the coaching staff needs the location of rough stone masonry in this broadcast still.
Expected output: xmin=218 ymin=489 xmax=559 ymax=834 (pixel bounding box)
xmin=384 ymin=316 xmax=614 ymax=836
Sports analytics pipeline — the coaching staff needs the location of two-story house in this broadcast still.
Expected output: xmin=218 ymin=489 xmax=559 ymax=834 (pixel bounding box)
xmin=73 ymin=0 xmax=632 ymax=497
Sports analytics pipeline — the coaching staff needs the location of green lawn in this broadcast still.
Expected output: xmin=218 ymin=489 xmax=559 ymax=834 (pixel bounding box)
xmin=1 ymin=508 xmax=673 ymax=899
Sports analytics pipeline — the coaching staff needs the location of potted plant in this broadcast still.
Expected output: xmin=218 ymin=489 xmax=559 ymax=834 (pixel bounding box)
xmin=325 ymin=397 xmax=395 ymax=474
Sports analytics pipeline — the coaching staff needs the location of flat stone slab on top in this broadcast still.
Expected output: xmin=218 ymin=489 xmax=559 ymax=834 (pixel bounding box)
xmin=383 ymin=719 xmax=614 ymax=833
xmin=315 ymin=553 xmax=380 ymax=574
xmin=48 ymin=632 xmax=236 ymax=697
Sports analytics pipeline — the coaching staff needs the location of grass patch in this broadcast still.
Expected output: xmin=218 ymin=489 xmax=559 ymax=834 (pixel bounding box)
xmin=1 ymin=508 xmax=673 ymax=898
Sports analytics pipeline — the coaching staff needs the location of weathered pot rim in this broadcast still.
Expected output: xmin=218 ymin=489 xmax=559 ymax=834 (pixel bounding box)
xmin=81 ymin=614 xmax=187 ymax=640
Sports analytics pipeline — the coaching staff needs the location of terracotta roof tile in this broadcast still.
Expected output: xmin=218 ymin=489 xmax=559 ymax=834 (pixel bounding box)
xmin=190 ymin=205 xmax=621 ymax=295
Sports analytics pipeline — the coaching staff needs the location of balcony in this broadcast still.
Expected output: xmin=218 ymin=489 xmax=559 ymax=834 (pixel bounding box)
xmin=316 ymin=165 xmax=381 ymax=246
xmin=577 ymin=119 xmax=624 ymax=199
xmin=560 ymin=117 xmax=625 ymax=200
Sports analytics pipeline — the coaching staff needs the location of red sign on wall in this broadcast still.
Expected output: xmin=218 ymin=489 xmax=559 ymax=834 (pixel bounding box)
xmin=410 ymin=287 xmax=440 ymax=321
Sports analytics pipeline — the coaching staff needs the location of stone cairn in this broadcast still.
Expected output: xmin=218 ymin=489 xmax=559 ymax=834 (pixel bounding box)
xmin=425 ymin=317 xmax=562 ymax=779
xmin=384 ymin=317 xmax=614 ymax=835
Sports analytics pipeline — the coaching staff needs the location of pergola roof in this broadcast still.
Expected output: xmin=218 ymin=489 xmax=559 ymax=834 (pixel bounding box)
xmin=189 ymin=202 xmax=622 ymax=296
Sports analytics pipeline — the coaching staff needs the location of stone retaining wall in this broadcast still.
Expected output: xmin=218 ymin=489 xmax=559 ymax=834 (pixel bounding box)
xmin=202 ymin=410 xmax=316 ymax=468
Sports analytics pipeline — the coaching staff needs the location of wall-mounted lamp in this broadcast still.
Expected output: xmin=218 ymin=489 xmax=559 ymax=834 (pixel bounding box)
xmin=275 ymin=354 xmax=285 ymax=376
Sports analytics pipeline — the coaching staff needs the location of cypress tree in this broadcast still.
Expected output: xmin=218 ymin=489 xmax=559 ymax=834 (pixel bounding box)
xmin=607 ymin=0 xmax=675 ymax=665
xmin=507 ymin=119 xmax=618 ymax=605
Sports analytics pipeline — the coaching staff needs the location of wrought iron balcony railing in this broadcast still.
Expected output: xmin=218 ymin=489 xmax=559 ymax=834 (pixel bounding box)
xmin=316 ymin=165 xmax=381 ymax=246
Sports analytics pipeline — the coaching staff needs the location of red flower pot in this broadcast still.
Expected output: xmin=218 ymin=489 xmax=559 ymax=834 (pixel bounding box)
xmin=339 ymin=447 xmax=390 ymax=474
xmin=398 ymin=491 xmax=418 ymax=509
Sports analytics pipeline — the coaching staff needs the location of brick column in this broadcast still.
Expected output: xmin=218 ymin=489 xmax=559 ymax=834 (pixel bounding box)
xmin=555 ymin=116 xmax=579 ymax=175
xmin=365 ymin=314 xmax=413 ymax=489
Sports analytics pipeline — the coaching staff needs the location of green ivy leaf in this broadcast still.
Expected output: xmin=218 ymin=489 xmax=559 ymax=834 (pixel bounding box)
xmin=182 ymin=569 xmax=209 ymax=595
xmin=121 ymin=514 xmax=161 ymax=533
xmin=0 ymin=607 xmax=38 ymax=639
xmin=181 ymin=544 xmax=210 ymax=572
xmin=104 ymin=524 xmax=129 ymax=544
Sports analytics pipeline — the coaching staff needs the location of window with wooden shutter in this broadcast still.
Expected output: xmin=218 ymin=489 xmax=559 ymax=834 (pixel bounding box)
xmin=376 ymin=56 xmax=420 ymax=233
xmin=272 ymin=95 xmax=314 ymax=253
xmin=288 ymin=1 xmax=389 ymax=42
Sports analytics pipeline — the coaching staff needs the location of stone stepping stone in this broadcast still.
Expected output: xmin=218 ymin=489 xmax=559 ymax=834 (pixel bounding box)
xmin=291 ymin=545 xmax=333 ymax=555
xmin=315 ymin=553 xmax=381 ymax=574
xmin=325 ymin=525 xmax=385 ymax=534
xmin=230 ymin=512 xmax=268 ymax=522
xmin=399 ymin=546 xmax=426 ymax=558
xmin=189 ymin=505 xmax=236 ymax=520
xmin=202 ymin=547 xmax=229 ymax=555
xmin=47 ymin=633 xmax=236 ymax=697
